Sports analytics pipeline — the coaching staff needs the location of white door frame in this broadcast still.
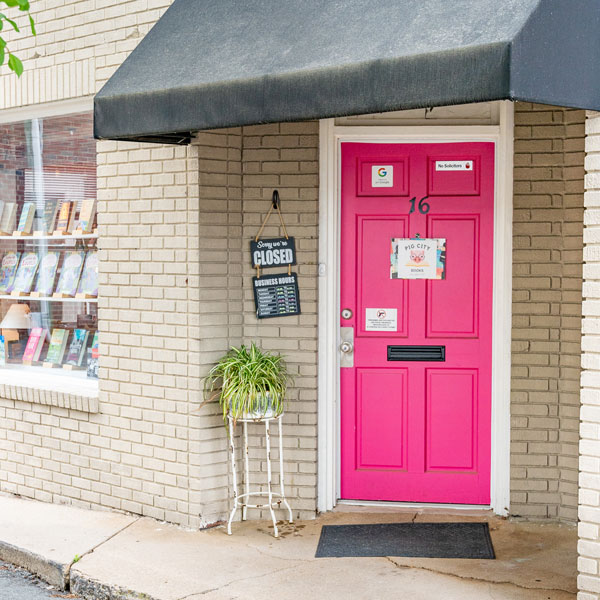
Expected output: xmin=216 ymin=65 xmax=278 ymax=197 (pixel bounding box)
xmin=317 ymin=102 xmax=514 ymax=515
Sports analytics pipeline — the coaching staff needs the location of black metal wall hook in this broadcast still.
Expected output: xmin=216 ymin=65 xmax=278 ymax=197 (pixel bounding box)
xmin=272 ymin=189 xmax=280 ymax=209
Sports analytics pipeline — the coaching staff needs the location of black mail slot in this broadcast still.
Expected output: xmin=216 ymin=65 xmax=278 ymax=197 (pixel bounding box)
xmin=387 ymin=345 xmax=446 ymax=362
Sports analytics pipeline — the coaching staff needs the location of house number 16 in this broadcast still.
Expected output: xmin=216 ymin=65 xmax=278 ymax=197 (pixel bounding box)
xmin=408 ymin=196 xmax=430 ymax=214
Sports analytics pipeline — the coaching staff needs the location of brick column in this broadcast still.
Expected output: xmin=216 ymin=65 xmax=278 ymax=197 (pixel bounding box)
xmin=579 ymin=111 xmax=600 ymax=598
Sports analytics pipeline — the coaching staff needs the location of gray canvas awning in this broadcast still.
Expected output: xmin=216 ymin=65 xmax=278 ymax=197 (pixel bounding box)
xmin=94 ymin=0 xmax=600 ymax=144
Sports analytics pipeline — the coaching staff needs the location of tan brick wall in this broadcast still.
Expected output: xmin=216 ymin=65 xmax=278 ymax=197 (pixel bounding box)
xmin=578 ymin=109 xmax=600 ymax=600
xmin=511 ymin=102 xmax=584 ymax=521
xmin=191 ymin=128 xmax=243 ymax=525
xmin=0 ymin=0 xmax=173 ymax=106
xmin=188 ymin=123 xmax=320 ymax=522
xmin=240 ymin=122 xmax=319 ymax=518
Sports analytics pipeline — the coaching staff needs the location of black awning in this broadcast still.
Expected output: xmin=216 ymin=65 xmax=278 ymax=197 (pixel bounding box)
xmin=94 ymin=0 xmax=600 ymax=144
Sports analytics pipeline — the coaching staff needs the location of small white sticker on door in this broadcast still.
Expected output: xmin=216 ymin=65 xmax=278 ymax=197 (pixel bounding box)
xmin=365 ymin=308 xmax=397 ymax=331
xmin=371 ymin=165 xmax=394 ymax=187
xmin=435 ymin=160 xmax=473 ymax=171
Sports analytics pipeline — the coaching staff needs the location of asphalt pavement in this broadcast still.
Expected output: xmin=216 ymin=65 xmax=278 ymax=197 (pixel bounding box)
xmin=0 ymin=560 xmax=80 ymax=600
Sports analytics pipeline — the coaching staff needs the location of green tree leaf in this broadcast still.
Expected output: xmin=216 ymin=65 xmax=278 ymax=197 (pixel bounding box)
xmin=8 ymin=52 xmax=22 ymax=76
xmin=0 ymin=1 xmax=35 ymax=75
xmin=0 ymin=13 xmax=20 ymax=32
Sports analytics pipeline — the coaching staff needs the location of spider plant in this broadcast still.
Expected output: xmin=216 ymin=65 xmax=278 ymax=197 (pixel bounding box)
xmin=203 ymin=343 xmax=292 ymax=422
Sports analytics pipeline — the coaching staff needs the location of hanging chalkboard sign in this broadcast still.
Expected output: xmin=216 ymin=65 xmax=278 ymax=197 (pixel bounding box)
xmin=250 ymin=237 xmax=296 ymax=269
xmin=253 ymin=272 xmax=301 ymax=319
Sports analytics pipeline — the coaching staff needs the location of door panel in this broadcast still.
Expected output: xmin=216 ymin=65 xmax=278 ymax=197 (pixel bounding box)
xmin=426 ymin=215 xmax=479 ymax=337
xmin=426 ymin=369 xmax=477 ymax=472
xmin=357 ymin=369 xmax=407 ymax=470
xmin=340 ymin=141 xmax=494 ymax=505
xmin=357 ymin=217 xmax=409 ymax=337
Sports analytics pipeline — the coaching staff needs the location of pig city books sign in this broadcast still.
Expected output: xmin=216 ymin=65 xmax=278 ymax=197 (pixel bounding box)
xmin=390 ymin=238 xmax=446 ymax=280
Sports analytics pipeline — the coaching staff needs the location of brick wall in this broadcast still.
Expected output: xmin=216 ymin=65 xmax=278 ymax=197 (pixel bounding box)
xmin=240 ymin=122 xmax=319 ymax=518
xmin=511 ymin=102 xmax=585 ymax=521
xmin=578 ymin=110 xmax=600 ymax=598
xmin=189 ymin=123 xmax=320 ymax=522
xmin=0 ymin=0 xmax=172 ymax=107
xmin=191 ymin=128 xmax=243 ymax=526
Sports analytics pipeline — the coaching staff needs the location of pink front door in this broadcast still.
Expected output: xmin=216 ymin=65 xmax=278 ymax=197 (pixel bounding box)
xmin=340 ymin=142 xmax=494 ymax=504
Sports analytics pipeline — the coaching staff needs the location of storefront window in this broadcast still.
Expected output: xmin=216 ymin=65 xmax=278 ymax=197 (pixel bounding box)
xmin=0 ymin=112 xmax=98 ymax=394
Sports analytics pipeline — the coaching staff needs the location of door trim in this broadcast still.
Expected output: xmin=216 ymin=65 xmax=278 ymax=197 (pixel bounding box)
xmin=317 ymin=102 xmax=514 ymax=515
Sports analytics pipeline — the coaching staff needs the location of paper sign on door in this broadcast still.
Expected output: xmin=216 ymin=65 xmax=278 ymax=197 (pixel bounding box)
xmin=390 ymin=238 xmax=446 ymax=280
xmin=365 ymin=308 xmax=397 ymax=331
xmin=371 ymin=165 xmax=394 ymax=187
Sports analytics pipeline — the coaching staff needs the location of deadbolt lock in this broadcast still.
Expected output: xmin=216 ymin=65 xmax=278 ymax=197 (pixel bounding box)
xmin=341 ymin=308 xmax=353 ymax=320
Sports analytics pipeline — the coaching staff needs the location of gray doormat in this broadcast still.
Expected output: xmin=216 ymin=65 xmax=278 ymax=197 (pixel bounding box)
xmin=315 ymin=522 xmax=495 ymax=559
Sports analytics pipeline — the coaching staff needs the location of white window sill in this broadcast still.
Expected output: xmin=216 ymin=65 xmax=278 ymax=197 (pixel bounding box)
xmin=0 ymin=365 xmax=99 ymax=412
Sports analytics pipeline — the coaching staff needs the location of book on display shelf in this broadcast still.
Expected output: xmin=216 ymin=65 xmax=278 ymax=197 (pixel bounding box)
xmin=15 ymin=202 xmax=36 ymax=235
xmin=54 ymin=251 xmax=85 ymax=297
xmin=86 ymin=331 xmax=99 ymax=378
xmin=22 ymin=327 xmax=46 ymax=364
xmin=0 ymin=203 xmax=17 ymax=235
xmin=44 ymin=329 xmax=69 ymax=366
xmin=11 ymin=252 xmax=39 ymax=295
xmin=64 ymin=329 xmax=89 ymax=368
xmin=35 ymin=198 xmax=60 ymax=234
xmin=0 ymin=252 xmax=21 ymax=293
xmin=76 ymin=251 xmax=98 ymax=297
xmin=76 ymin=199 xmax=96 ymax=234
xmin=33 ymin=252 xmax=60 ymax=297
xmin=54 ymin=201 xmax=76 ymax=235
xmin=0 ymin=336 xmax=5 ymax=366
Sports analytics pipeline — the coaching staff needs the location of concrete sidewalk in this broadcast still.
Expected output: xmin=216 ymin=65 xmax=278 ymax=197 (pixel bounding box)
xmin=0 ymin=493 xmax=577 ymax=600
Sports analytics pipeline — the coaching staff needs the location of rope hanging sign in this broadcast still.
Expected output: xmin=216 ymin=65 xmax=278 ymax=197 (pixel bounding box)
xmin=251 ymin=190 xmax=296 ymax=279
xmin=251 ymin=190 xmax=300 ymax=319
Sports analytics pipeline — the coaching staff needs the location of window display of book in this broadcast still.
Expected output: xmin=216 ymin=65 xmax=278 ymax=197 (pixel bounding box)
xmin=33 ymin=252 xmax=60 ymax=296
xmin=86 ymin=331 xmax=99 ymax=379
xmin=16 ymin=203 xmax=36 ymax=234
xmin=0 ymin=190 xmax=98 ymax=390
xmin=54 ymin=251 xmax=86 ymax=297
xmin=22 ymin=328 xmax=46 ymax=365
xmin=44 ymin=329 xmax=69 ymax=366
xmin=76 ymin=200 xmax=96 ymax=234
xmin=12 ymin=253 xmax=39 ymax=295
xmin=55 ymin=201 xmax=76 ymax=234
xmin=77 ymin=251 xmax=98 ymax=297
xmin=0 ymin=252 xmax=21 ymax=293
xmin=0 ymin=203 xmax=17 ymax=235
xmin=35 ymin=199 xmax=60 ymax=233
xmin=64 ymin=329 xmax=89 ymax=368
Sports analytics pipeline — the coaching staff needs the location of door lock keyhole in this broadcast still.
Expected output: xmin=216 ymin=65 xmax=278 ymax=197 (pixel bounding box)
xmin=340 ymin=341 xmax=353 ymax=354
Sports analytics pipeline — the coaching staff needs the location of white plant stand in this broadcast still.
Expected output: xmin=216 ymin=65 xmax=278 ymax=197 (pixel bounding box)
xmin=227 ymin=413 xmax=293 ymax=537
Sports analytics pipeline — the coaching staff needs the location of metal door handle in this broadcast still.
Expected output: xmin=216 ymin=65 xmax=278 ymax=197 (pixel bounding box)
xmin=340 ymin=327 xmax=354 ymax=368
xmin=340 ymin=341 xmax=353 ymax=354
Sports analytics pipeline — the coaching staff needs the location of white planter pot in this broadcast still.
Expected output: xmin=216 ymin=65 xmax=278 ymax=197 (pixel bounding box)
xmin=230 ymin=393 xmax=281 ymax=420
